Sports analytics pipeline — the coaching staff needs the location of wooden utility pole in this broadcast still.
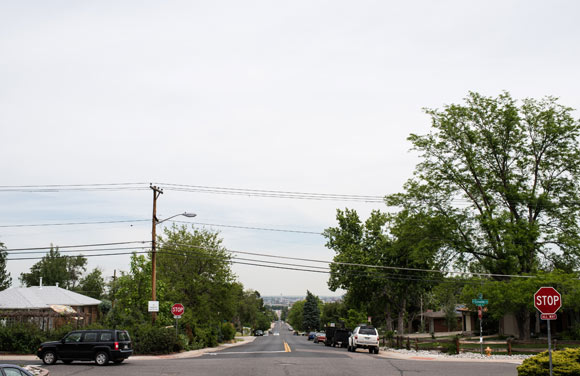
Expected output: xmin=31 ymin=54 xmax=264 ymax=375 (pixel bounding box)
xmin=151 ymin=185 xmax=163 ymax=323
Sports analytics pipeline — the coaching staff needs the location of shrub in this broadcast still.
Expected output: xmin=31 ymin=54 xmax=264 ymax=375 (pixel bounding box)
xmin=130 ymin=325 xmax=182 ymax=354
xmin=221 ymin=323 xmax=236 ymax=341
xmin=0 ymin=323 xmax=44 ymax=354
xmin=517 ymin=348 xmax=580 ymax=376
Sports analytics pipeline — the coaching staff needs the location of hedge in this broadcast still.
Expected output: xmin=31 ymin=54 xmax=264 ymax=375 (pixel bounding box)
xmin=518 ymin=348 xmax=580 ymax=376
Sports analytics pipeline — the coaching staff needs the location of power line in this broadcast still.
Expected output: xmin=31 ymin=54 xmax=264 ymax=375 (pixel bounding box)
xmin=4 ymin=239 xmax=535 ymax=279
xmin=0 ymin=220 xmax=150 ymax=228
xmin=0 ymin=219 xmax=322 ymax=235
xmin=4 ymin=241 xmax=150 ymax=252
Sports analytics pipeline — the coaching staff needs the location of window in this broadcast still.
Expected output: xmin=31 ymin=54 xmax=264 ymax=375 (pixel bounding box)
xmin=65 ymin=332 xmax=82 ymax=343
xmin=3 ymin=368 xmax=27 ymax=376
xmin=83 ymin=332 xmax=98 ymax=342
xmin=359 ymin=328 xmax=376 ymax=335
xmin=118 ymin=331 xmax=130 ymax=341
xmin=100 ymin=332 xmax=113 ymax=341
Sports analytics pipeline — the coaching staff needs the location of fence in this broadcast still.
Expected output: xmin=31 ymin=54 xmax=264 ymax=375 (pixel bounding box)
xmin=383 ymin=336 xmax=580 ymax=355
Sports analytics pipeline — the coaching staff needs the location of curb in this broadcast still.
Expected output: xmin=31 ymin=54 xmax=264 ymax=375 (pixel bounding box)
xmin=0 ymin=336 xmax=257 ymax=363
xmin=131 ymin=336 xmax=257 ymax=360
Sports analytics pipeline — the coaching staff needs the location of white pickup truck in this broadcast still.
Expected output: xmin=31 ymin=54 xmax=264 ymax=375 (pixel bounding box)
xmin=347 ymin=325 xmax=380 ymax=354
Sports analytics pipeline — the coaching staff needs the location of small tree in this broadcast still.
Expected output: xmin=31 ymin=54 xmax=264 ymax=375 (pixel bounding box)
xmin=0 ymin=242 xmax=11 ymax=290
xmin=303 ymin=291 xmax=321 ymax=331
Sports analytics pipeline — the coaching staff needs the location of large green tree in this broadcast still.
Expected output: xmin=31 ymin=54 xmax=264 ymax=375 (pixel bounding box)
xmin=387 ymin=92 xmax=580 ymax=275
xmin=19 ymin=246 xmax=87 ymax=289
xmin=324 ymin=209 xmax=444 ymax=334
xmin=156 ymin=225 xmax=238 ymax=346
xmin=387 ymin=92 xmax=580 ymax=339
xmin=0 ymin=242 xmax=11 ymax=290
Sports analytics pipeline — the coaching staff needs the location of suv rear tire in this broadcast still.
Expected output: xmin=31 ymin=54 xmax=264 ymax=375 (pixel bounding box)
xmin=95 ymin=351 xmax=109 ymax=366
xmin=42 ymin=350 xmax=57 ymax=365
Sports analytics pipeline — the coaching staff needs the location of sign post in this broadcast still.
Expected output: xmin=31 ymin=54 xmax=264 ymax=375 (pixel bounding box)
xmin=172 ymin=303 xmax=185 ymax=337
xmin=534 ymin=287 xmax=562 ymax=376
xmin=472 ymin=295 xmax=488 ymax=355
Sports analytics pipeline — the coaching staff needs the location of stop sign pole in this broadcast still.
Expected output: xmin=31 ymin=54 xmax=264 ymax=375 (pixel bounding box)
xmin=172 ymin=303 xmax=185 ymax=337
xmin=534 ymin=287 xmax=562 ymax=376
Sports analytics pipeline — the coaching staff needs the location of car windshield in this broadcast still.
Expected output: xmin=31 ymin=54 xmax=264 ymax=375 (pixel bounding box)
xmin=359 ymin=328 xmax=376 ymax=335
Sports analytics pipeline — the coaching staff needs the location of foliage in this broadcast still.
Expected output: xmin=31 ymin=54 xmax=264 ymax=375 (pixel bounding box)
xmin=74 ymin=267 xmax=105 ymax=299
xmin=236 ymin=289 xmax=275 ymax=331
xmin=460 ymin=271 xmax=580 ymax=338
xmin=221 ymin=322 xmax=236 ymax=341
xmin=0 ymin=242 xmax=11 ymax=290
xmin=517 ymin=348 xmax=580 ymax=376
xmin=303 ymin=290 xmax=321 ymax=331
xmin=287 ymin=300 xmax=305 ymax=331
xmin=324 ymin=208 xmax=444 ymax=334
xmin=19 ymin=246 xmax=87 ymax=289
xmin=156 ymin=225 xmax=237 ymax=329
xmin=340 ymin=309 xmax=368 ymax=331
xmin=387 ymin=92 xmax=580 ymax=276
xmin=130 ymin=324 xmax=182 ymax=354
xmin=106 ymin=253 xmax=152 ymax=326
xmin=321 ymin=301 xmax=347 ymax=327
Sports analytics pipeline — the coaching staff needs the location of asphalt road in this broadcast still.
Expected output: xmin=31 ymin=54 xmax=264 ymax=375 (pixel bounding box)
xmin=3 ymin=322 xmax=520 ymax=375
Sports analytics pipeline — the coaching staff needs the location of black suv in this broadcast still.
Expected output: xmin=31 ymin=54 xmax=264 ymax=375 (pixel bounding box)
xmin=37 ymin=329 xmax=132 ymax=366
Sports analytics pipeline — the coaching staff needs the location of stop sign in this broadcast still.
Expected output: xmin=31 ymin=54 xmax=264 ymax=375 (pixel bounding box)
xmin=171 ymin=303 xmax=184 ymax=316
xmin=534 ymin=287 xmax=561 ymax=314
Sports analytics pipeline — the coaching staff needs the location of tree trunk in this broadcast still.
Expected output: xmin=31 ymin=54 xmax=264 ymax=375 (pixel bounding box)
xmin=397 ymin=297 xmax=406 ymax=335
xmin=516 ymin=309 xmax=531 ymax=340
xmin=385 ymin=303 xmax=393 ymax=332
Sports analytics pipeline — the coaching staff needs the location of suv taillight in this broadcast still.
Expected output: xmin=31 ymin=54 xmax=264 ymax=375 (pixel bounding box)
xmin=354 ymin=336 xmax=358 ymax=340
xmin=115 ymin=341 xmax=119 ymax=350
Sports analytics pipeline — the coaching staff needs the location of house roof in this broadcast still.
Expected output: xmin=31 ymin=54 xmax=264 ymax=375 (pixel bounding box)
xmin=0 ymin=286 xmax=101 ymax=309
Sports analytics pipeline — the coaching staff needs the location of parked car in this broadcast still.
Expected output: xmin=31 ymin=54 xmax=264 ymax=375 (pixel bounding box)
xmin=0 ymin=364 xmax=36 ymax=376
xmin=347 ymin=325 xmax=380 ymax=354
xmin=254 ymin=330 xmax=264 ymax=336
xmin=307 ymin=331 xmax=316 ymax=340
xmin=37 ymin=329 xmax=132 ymax=366
xmin=313 ymin=332 xmax=326 ymax=344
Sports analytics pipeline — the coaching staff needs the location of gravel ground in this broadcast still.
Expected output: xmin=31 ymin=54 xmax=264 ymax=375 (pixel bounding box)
xmin=383 ymin=347 xmax=533 ymax=361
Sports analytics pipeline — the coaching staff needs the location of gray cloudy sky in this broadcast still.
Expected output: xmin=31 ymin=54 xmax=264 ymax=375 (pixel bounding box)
xmin=1 ymin=0 xmax=579 ymax=296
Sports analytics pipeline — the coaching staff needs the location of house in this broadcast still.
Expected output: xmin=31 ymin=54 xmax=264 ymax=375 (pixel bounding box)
xmin=422 ymin=305 xmax=475 ymax=334
xmin=0 ymin=285 xmax=101 ymax=330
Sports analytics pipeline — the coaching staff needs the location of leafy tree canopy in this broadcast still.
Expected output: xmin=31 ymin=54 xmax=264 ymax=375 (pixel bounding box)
xmin=387 ymin=92 xmax=580 ymax=276
xmin=19 ymin=246 xmax=87 ymax=289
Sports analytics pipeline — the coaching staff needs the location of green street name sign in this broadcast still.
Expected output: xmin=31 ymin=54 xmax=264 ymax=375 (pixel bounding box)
xmin=472 ymin=299 xmax=489 ymax=306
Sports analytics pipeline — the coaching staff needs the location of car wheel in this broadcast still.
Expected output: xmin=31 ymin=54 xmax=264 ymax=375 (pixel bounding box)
xmin=42 ymin=350 xmax=57 ymax=365
xmin=95 ymin=351 xmax=109 ymax=366
xmin=113 ymin=359 xmax=124 ymax=364
xmin=375 ymin=347 xmax=380 ymax=354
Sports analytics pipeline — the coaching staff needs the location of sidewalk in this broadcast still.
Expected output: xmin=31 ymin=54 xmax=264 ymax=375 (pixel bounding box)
xmin=378 ymin=348 xmax=527 ymax=364
xmin=0 ymin=336 xmax=257 ymax=362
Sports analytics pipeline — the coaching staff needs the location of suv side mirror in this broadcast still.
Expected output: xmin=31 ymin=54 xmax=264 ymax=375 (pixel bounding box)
xmin=61 ymin=338 xmax=66 ymax=344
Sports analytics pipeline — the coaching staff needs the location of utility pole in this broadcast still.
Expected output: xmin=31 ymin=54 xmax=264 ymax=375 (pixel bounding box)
xmin=151 ymin=184 xmax=163 ymax=323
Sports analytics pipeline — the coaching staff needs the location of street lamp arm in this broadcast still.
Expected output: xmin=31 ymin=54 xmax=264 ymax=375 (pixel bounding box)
xmin=156 ymin=212 xmax=197 ymax=225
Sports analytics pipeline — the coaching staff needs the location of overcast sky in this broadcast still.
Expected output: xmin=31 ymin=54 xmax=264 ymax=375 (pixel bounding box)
xmin=1 ymin=0 xmax=579 ymax=297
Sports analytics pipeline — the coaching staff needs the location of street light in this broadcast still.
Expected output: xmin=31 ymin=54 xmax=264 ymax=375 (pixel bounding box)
xmin=150 ymin=185 xmax=197 ymax=323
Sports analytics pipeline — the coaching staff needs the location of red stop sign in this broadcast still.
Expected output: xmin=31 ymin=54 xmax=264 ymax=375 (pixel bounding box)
xmin=171 ymin=303 xmax=184 ymax=316
xmin=534 ymin=287 xmax=561 ymax=314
